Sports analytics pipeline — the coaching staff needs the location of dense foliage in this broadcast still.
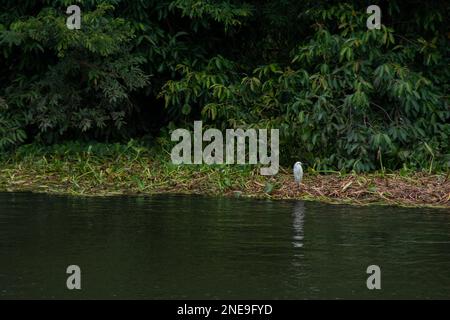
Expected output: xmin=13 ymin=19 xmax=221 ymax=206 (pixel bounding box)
xmin=1 ymin=0 xmax=449 ymax=171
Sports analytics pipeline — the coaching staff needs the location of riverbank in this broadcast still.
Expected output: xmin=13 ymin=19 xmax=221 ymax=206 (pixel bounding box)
xmin=0 ymin=142 xmax=449 ymax=208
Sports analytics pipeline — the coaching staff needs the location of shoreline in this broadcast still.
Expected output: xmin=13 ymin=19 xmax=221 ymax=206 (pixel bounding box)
xmin=0 ymin=143 xmax=448 ymax=209
xmin=1 ymin=174 xmax=449 ymax=209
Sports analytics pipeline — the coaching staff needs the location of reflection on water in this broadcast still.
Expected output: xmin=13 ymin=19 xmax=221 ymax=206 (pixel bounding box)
xmin=0 ymin=192 xmax=449 ymax=299
xmin=292 ymin=201 xmax=305 ymax=248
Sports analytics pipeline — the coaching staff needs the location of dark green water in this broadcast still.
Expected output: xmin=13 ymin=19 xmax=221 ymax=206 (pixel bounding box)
xmin=0 ymin=192 xmax=449 ymax=299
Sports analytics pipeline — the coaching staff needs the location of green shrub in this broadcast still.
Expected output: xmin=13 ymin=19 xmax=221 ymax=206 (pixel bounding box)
xmin=1 ymin=1 xmax=449 ymax=171
xmin=161 ymin=2 xmax=450 ymax=171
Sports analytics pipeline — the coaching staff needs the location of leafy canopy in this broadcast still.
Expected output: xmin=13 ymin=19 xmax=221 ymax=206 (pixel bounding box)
xmin=0 ymin=0 xmax=449 ymax=171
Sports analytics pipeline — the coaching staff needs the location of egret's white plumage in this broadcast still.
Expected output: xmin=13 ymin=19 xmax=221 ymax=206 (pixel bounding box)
xmin=293 ymin=161 xmax=303 ymax=185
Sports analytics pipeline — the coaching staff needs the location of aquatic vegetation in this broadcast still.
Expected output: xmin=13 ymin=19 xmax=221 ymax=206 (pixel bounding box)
xmin=0 ymin=142 xmax=448 ymax=208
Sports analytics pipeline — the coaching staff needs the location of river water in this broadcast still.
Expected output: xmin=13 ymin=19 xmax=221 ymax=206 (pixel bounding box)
xmin=0 ymin=192 xmax=449 ymax=299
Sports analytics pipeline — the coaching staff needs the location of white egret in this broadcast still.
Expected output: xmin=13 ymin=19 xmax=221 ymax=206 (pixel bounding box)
xmin=293 ymin=161 xmax=303 ymax=185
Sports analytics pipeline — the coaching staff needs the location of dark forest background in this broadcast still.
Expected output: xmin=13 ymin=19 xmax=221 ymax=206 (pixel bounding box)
xmin=0 ymin=0 xmax=449 ymax=172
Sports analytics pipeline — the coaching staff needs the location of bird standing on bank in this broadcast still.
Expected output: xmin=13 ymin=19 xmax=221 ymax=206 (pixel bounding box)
xmin=293 ymin=161 xmax=303 ymax=186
